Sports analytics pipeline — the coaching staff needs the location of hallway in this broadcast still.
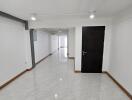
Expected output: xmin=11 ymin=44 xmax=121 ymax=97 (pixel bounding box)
xmin=0 ymin=48 xmax=130 ymax=100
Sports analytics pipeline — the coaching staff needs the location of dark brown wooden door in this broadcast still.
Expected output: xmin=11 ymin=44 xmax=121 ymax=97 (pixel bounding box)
xmin=81 ymin=26 xmax=105 ymax=73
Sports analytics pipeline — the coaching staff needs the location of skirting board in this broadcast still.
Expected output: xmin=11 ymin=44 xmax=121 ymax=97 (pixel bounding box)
xmin=74 ymin=70 xmax=81 ymax=73
xmin=68 ymin=57 xmax=75 ymax=59
xmin=36 ymin=53 xmax=52 ymax=65
xmin=0 ymin=69 xmax=28 ymax=90
xmin=103 ymin=71 xmax=132 ymax=99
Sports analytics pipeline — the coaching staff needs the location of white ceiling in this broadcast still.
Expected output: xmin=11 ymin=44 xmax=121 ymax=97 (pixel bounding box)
xmin=0 ymin=0 xmax=132 ymax=20
xmin=41 ymin=28 xmax=69 ymax=34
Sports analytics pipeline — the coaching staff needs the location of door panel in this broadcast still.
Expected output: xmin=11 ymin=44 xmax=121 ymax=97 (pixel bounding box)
xmin=81 ymin=26 xmax=105 ymax=73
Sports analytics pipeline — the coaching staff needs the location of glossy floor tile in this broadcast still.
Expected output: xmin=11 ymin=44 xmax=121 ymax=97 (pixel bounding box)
xmin=0 ymin=48 xmax=130 ymax=100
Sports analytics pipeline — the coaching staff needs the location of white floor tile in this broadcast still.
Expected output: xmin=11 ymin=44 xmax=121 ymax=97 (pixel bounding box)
xmin=0 ymin=48 xmax=130 ymax=100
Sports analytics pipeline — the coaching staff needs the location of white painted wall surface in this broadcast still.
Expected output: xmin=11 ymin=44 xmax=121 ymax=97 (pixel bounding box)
xmin=68 ymin=28 xmax=75 ymax=58
xmin=25 ymin=30 xmax=32 ymax=69
xmin=34 ymin=30 xmax=51 ymax=63
xmin=0 ymin=16 xmax=31 ymax=86
xmin=75 ymin=27 xmax=82 ymax=71
xmin=34 ymin=29 xmax=59 ymax=63
xmin=51 ymin=34 xmax=59 ymax=53
xmin=109 ymin=6 xmax=132 ymax=94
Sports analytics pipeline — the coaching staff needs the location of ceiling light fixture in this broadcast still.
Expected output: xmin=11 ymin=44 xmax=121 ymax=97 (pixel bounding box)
xmin=54 ymin=93 xmax=58 ymax=99
xmin=89 ymin=11 xmax=96 ymax=19
xmin=31 ymin=16 xmax=36 ymax=21
xmin=89 ymin=14 xmax=95 ymax=19
xmin=30 ymin=13 xmax=37 ymax=21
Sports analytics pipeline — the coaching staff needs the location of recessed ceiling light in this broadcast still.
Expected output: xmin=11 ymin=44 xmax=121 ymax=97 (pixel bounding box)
xmin=89 ymin=14 xmax=95 ymax=19
xmin=54 ymin=93 xmax=58 ymax=99
xmin=31 ymin=16 xmax=36 ymax=21
xmin=89 ymin=11 xmax=96 ymax=19
xmin=30 ymin=13 xmax=37 ymax=21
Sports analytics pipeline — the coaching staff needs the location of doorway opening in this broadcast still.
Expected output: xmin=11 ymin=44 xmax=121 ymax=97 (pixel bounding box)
xmin=58 ymin=33 xmax=68 ymax=58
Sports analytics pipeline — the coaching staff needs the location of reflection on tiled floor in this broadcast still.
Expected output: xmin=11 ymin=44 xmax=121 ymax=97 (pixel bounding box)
xmin=0 ymin=48 xmax=130 ymax=100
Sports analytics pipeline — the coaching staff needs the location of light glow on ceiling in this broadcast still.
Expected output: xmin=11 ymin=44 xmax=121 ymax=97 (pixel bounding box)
xmin=89 ymin=14 xmax=95 ymax=19
xmin=89 ymin=11 xmax=96 ymax=19
xmin=31 ymin=16 xmax=36 ymax=21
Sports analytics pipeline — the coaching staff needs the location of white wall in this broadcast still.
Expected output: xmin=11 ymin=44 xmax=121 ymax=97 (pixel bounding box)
xmin=51 ymin=34 xmax=59 ymax=53
xmin=34 ymin=29 xmax=51 ymax=63
xmin=34 ymin=29 xmax=59 ymax=63
xmin=68 ymin=28 xmax=75 ymax=58
xmin=75 ymin=26 xmax=82 ymax=71
xmin=25 ymin=30 xmax=32 ymax=69
xmin=109 ymin=6 xmax=132 ymax=94
xmin=0 ymin=16 xmax=31 ymax=86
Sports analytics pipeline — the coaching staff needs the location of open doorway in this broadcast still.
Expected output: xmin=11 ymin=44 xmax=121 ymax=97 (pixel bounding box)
xmin=58 ymin=31 xmax=68 ymax=58
xmin=59 ymin=35 xmax=67 ymax=49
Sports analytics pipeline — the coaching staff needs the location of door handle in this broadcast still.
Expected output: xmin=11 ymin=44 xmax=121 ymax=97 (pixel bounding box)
xmin=82 ymin=51 xmax=87 ymax=55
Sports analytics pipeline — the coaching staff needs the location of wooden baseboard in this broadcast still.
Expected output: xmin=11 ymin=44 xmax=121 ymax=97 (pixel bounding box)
xmin=74 ymin=70 xmax=81 ymax=73
xmin=27 ymin=67 xmax=33 ymax=71
xmin=103 ymin=71 xmax=132 ymax=99
xmin=36 ymin=53 xmax=52 ymax=65
xmin=0 ymin=69 xmax=28 ymax=90
xmin=68 ymin=57 xmax=75 ymax=59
